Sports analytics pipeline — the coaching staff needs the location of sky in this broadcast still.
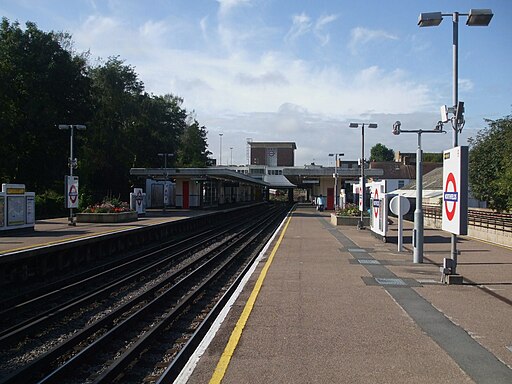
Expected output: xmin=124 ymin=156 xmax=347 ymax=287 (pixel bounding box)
xmin=2 ymin=0 xmax=511 ymax=166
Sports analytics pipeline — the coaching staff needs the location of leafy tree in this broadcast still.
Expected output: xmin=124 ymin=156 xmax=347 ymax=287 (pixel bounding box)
xmin=423 ymin=152 xmax=443 ymax=162
xmin=370 ymin=143 xmax=395 ymax=162
xmin=468 ymin=115 xmax=512 ymax=212
xmin=176 ymin=118 xmax=211 ymax=167
xmin=0 ymin=18 xmax=91 ymax=191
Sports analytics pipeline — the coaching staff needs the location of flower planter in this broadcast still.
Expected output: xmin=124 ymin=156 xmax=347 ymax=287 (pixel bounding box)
xmin=76 ymin=211 xmax=138 ymax=223
xmin=330 ymin=213 xmax=369 ymax=226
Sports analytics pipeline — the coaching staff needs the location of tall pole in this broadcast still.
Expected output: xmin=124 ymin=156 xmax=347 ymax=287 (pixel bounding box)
xmin=219 ymin=133 xmax=223 ymax=166
xmin=414 ymin=131 xmax=424 ymax=263
xmin=451 ymin=12 xmax=459 ymax=273
xmin=69 ymin=127 xmax=74 ymax=224
xmin=230 ymin=147 xmax=233 ymax=166
xmin=334 ymin=154 xmax=338 ymax=209
xmin=360 ymin=125 xmax=365 ymax=229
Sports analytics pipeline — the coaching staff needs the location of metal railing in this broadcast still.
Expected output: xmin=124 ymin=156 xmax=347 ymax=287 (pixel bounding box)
xmin=423 ymin=205 xmax=512 ymax=233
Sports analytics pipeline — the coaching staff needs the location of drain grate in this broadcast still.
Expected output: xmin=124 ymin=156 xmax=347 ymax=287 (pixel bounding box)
xmin=358 ymin=259 xmax=380 ymax=265
xmin=348 ymin=248 xmax=366 ymax=253
xmin=375 ymin=277 xmax=407 ymax=286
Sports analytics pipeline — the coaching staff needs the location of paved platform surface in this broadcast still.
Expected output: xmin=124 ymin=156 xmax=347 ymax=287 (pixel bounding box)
xmin=187 ymin=205 xmax=512 ymax=384
xmin=0 ymin=209 xmax=205 ymax=255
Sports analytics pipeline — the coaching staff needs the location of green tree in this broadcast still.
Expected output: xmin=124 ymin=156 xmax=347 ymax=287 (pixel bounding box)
xmin=370 ymin=143 xmax=395 ymax=162
xmin=176 ymin=118 xmax=211 ymax=167
xmin=0 ymin=18 xmax=91 ymax=191
xmin=468 ymin=115 xmax=512 ymax=212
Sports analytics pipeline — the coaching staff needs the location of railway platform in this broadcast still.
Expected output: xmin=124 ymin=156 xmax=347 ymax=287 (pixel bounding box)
xmin=185 ymin=205 xmax=512 ymax=384
xmin=0 ymin=209 xmax=206 ymax=256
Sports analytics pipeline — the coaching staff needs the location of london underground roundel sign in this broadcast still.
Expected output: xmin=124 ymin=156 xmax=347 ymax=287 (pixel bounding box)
xmin=442 ymin=147 xmax=468 ymax=235
xmin=444 ymin=172 xmax=457 ymax=221
xmin=373 ymin=188 xmax=380 ymax=218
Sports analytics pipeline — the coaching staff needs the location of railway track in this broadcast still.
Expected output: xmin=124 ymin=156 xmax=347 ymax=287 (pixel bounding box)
xmin=0 ymin=203 xmax=290 ymax=383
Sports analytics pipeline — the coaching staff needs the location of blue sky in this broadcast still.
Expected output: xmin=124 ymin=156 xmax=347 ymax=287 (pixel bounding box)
xmin=2 ymin=0 xmax=511 ymax=166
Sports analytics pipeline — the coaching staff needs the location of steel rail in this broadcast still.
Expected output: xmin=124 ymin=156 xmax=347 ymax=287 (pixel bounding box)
xmin=0 ymin=204 xmax=283 ymax=384
xmin=34 ymin=205 xmax=282 ymax=383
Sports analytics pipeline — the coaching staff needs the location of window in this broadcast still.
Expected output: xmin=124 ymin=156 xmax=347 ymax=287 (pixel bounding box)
xmin=398 ymin=180 xmax=405 ymax=189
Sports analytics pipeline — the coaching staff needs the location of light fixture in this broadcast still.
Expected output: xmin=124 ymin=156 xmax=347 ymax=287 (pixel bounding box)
xmin=466 ymin=9 xmax=493 ymax=26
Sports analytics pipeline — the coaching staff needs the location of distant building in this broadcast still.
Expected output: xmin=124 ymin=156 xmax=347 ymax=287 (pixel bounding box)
xmin=248 ymin=141 xmax=297 ymax=166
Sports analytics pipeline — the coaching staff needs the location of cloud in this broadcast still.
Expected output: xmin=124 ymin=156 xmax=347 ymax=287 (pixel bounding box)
xmin=314 ymin=14 xmax=339 ymax=46
xmin=285 ymin=12 xmax=312 ymax=43
xmin=348 ymin=27 xmax=398 ymax=54
xmin=217 ymin=0 xmax=251 ymax=17
xmin=236 ymin=71 xmax=289 ymax=86
xmin=285 ymin=12 xmax=338 ymax=46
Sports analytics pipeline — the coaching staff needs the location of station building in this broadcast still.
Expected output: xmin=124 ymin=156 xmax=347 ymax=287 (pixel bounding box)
xmin=130 ymin=141 xmax=442 ymax=210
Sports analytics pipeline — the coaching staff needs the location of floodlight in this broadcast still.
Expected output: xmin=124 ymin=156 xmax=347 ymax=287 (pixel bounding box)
xmin=455 ymin=101 xmax=465 ymax=120
xmin=392 ymin=121 xmax=401 ymax=135
xmin=349 ymin=123 xmax=359 ymax=128
xmin=466 ymin=9 xmax=493 ymax=26
xmin=418 ymin=12 xmax=443 ymax=27
xmin=368 ymin=123 xmax=378 ymax=129
xmin=440 ymin=105 xmax=449 ymax=123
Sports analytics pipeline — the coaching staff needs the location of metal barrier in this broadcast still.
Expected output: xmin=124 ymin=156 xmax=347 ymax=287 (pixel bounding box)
xmin=423 ymin=205 xmax=512 ymax=233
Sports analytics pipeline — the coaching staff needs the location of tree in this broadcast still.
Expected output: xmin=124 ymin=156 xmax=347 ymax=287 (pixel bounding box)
xmin=0 ymin=18 xmax=91 ymax=191
xmin=468 ymin=115 xmax=512 ymax=212
xmin=176 ymin=118 xmax=211 ymax=167
xmin=370 ymin=143 xmax=394 ymax=162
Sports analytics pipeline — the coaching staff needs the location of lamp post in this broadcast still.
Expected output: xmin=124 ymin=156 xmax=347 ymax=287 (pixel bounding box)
xmin=59 ymin=124 xmax=86 ymax=226
xmin=418 ymin=8 xmax=493 ymax=272
xmin=392 ymin=121 xmax=445 ymax=263
xmin=219 ymin=133 xmax=223 ymax=166
xmin=329 ymin=153 xmax=344 ymax=209
xmin=230 ymin=147 xmax=233 ymax=166
xmin=158 ymin=153 xmax=174 ymax=212
xmin=349 ymin=122 xmax=377 ymax=229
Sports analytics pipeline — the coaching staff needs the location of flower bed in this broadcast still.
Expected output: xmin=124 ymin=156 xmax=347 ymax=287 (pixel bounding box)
xmin=77 ymin=211 xmax=138 ymax=223
xmin=78 ymin=197 xmax=137 ymax=223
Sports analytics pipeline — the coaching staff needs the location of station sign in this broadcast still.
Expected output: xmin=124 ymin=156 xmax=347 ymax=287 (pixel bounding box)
xmin=65 ymin=176 xmax=79 ymax=209
xmin=370 ymin=181 xmax=387 ymax=237
xmin=442 ymin=146 xmax=468 ymax=235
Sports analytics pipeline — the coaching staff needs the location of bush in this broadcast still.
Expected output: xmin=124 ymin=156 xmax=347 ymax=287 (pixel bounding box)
xmin=35 ymin=190 xmax=66 ymax=219
xmin=335 ymin=203 xmax=368 ymax=217
xmin=81 ymin=197 xmax=132 ymax=213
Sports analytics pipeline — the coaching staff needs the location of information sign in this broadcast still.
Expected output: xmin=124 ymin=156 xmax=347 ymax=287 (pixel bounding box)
xmin=65 ymin=176 xmax=79 ymax=209
xmin=442 ymin=146 xmax=468 ymax=235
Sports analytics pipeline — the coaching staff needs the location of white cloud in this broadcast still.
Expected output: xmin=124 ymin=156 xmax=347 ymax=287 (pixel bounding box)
xmin=217 ymin=0 xmax=251 ymax=18
xmin=314 ymin=14 xmax=338 ymax=46
xmin=349 ymin=27 xmax=398 ymax=54
xmin=285 ymin=12 xmax=312 ymax=42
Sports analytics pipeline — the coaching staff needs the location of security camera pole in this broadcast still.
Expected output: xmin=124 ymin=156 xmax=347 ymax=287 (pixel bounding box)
xmin=392 ymin=121 xmax=445 ymax=263
xmin=59 ymin=124 xmax=86 ymax=226
xmin=349 ymin=122 xmax=377 ymax=229
xmin=418 ymin=8 xmax=493 ymax=273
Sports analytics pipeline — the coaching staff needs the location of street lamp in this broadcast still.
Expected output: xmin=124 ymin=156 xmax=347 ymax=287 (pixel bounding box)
xmin=219 ymin=133 xmax=223 ymax=166
xmin=349 ymin=122 xmax=377 ymax=229
xmin=392 ymin=121 xmax=445 ymax=263
xmin=158 ymin=153 xmax=174 ymax=212
xmin=59 ymin=124 xmax=86 ymax=226
xmin=418 ymin=8 xmax=492 ymax=272
xmin=230 ymin=147 xmax=233 ymax=166
xmin=329 ymin=153 xmax=344 ymax=209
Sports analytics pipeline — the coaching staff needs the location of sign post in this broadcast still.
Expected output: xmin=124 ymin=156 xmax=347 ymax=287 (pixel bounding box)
xmin=442 ymin=146 xmax=468 ymax=277
xmin=390 ymin=195 xmax=411 ymax=253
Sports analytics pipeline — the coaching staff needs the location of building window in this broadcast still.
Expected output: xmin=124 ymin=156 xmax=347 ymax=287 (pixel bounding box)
xmin=398 ymin=180 xmax=405 ymax=188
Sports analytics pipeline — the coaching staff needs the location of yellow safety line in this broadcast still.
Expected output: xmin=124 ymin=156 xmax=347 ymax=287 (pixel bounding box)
xmin=209 ymin=214 xmax=293 ymax=384
xmin=0 ymin=227 xmax=133 ymax=255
